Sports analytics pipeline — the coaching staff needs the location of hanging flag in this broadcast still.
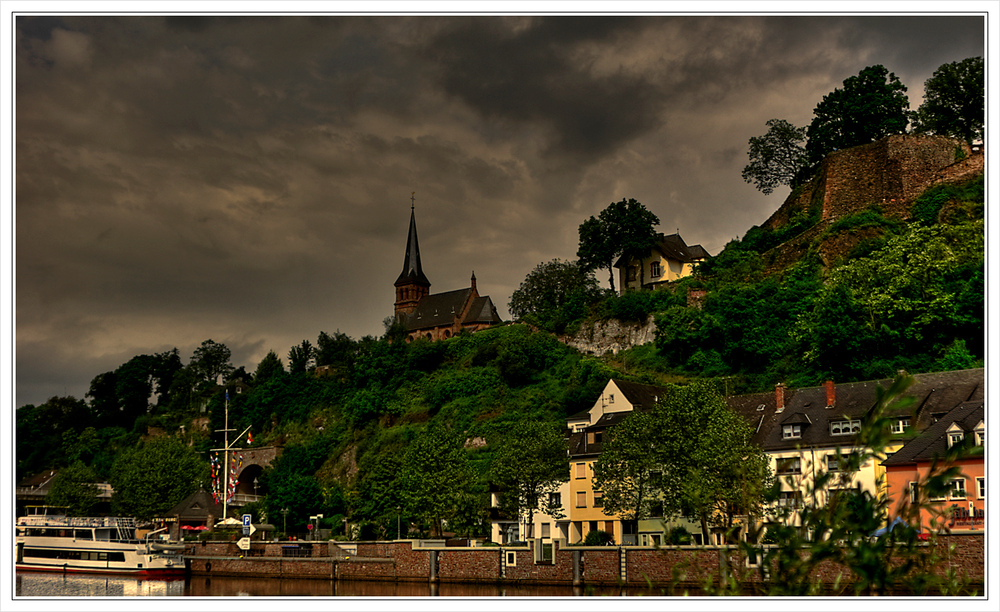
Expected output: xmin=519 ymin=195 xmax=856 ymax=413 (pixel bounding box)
xmin=247 ymin=431 xmax=253 ymax=445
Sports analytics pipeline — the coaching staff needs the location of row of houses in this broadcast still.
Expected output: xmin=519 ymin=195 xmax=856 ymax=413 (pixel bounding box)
xmin=489 ymin=368 xmax=985 ymax=547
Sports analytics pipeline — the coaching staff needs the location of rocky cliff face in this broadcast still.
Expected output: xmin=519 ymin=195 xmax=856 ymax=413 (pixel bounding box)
xmin=560 ymin=316 xmax=657 ymax=356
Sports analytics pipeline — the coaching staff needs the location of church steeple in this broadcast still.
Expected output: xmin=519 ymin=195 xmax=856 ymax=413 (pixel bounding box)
xmin=394 ymin=193 xmax=431 ymax=318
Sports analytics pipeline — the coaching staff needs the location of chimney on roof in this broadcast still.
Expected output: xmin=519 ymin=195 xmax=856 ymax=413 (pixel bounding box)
xmin=775 ymin=383 xmax=786 ymax=412
xmin=471 ymin=271 xmax=477 ymax=294
xmin=825 ymin=380 xmax=835 ymax=409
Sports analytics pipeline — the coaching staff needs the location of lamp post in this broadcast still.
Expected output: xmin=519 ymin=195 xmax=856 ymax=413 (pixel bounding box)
xmin=281 ymin=508 xmax=289 ymax=536
xmin=342 ymin=517 xmax=348 ymax=539
xmin=396 ymin=506 xmax=401 ymax=540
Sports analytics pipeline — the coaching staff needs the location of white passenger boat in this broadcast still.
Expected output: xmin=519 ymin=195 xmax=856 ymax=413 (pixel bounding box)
xmin=15 ymin=506 xmax=186 ymax=577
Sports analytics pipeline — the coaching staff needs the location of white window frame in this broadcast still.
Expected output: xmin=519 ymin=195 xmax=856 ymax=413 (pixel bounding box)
xmin=650 ymin=261 xmax=661 ymax=278
xmin=891 ymin=418 xmax=910 ymax=434
xmin=976 ymin=430 xmax=984 ymax=446
xmin=977 ymin=477 xmax=985 ymax=500
xmin=782 ymin=424 xmax=801 ymax=439
xmin=830 ymin=419 xmax=861 ymax=436
xmin=948 ymin=432 xmax=964 ymax=448
xmin=909 ymin=481 xmax=919 ymax=504
xmin=575 ymin=491 xmax=587 ymax=508
xmin=950 ymin=478 xmax=967 ymax=500
xmin=505 ymin=550 xmax=517 ymax=567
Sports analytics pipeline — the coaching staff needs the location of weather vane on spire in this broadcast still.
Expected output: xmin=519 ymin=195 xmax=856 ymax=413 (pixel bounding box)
xmin=411 ymin=191 xmax=415 ymax=211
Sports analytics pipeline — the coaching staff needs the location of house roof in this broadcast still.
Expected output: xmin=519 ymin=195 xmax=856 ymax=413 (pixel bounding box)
xmin=750 ymin=369 xmax=984 ymax=452
xmin=882 ymin=401 xmax=984 ymax=466
xmin=613 ymin=379 xmax=668 ymax=411
xmin=164 ymin=488 xmax=224 ymax=522
xmin=613 ymin=233 xmax=710 ymax=269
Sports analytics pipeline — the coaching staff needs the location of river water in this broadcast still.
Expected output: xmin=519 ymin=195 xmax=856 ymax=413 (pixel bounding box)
xmin=15 ymin=572 xmax=673 ymax=598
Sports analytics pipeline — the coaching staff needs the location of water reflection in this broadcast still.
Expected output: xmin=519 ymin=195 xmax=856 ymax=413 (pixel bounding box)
xmin=17 ymin=572 xmax=671 ymax=598
xmin=16 ymin=573 xmax=187 ymax=597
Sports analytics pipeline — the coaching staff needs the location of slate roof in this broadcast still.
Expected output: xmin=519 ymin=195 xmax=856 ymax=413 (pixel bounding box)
xmin=882 ymin=401 xmax=984 ymax=466
xmin=613 ymin=379 xmax=668 ymax=410
xmin=399 ymin=287 xmax=502 ymax=332
xmin=164 ymin=488 xmax=224 ymax=522
xmin=749 ymin=369 xmax=984 ymax=452
xmin=395 ymin=208 xmax=431 ymax=288
xmin=613 ymin=233 xmax=710 ymax=269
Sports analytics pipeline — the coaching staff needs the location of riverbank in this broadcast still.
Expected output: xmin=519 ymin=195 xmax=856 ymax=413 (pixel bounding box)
xmin=181 ymin=532 xmax=985 ymax=593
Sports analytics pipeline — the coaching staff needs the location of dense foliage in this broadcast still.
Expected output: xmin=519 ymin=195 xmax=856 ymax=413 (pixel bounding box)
xmin=911 ymin=56 xmax=984 ymax=145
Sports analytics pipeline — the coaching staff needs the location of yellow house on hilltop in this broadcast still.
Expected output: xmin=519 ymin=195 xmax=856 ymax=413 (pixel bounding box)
xmin=614 ymin=233 xmax=709 ymax=295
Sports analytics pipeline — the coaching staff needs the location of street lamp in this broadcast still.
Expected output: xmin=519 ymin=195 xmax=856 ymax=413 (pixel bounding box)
xmin=281 ymin=508 xmax=289 ymax=536
xmin=342 ymin=517 xmax=348 ymax=539
xmin=396 ymin=506 xmax=401 ymax=540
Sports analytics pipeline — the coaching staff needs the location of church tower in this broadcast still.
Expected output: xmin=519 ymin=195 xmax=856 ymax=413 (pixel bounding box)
xmin=394 ymin=193 xmax=431 ymax=319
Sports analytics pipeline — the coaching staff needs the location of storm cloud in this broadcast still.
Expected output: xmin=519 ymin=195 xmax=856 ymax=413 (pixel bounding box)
xmin=11 ymin=13 xmax=987 ymax=407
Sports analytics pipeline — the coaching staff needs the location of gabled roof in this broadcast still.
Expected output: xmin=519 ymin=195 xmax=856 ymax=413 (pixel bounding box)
xmin=613 ymin=379 xmax=668 ymax=411
xmin=749 ymin=369 xmax=984 ymax=452
xmin=613 ymin=233 xmax=710 ymax=268
xmin=399 ymin=287 xmax=502 ymax=332
xmin=883 ymin=401 xmax=985 ymax=467
xmin=165 ymin=488 xmax=224 ymax=521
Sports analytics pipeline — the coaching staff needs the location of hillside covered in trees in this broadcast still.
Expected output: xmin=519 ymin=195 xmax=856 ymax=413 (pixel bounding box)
xmin=17 ymin=59 xmax=984 ymax=542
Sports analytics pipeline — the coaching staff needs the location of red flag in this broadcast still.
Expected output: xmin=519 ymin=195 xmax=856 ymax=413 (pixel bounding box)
xmin=248 ymin=431 xmax=253 ymax=445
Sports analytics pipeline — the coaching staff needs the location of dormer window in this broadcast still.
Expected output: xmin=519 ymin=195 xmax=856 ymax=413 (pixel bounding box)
xmin=782 ymin=424 xmax=801 ymax=440
xmin=830 ymin=419 xmax=861 ymax=436
xmin=948 ymin=432 xmax=964 ymax=447
xmin=974 ymin=421 xmax=984 ymax=446
xmin=890 ymin=418 xmax=910 ymax=434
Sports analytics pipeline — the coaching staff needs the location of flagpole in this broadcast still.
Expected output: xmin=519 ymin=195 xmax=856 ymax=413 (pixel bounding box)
xmin=212 ymin=388 xmax=253 ymax=524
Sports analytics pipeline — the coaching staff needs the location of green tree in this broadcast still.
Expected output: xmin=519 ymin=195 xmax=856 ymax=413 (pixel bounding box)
xmin=577 ymin=198 xmax=660 ymax=293
xmin=508 ymin=259 xmax=600 ymax=332
xmin=400 ymin=427 xmax=475 ymax=537
xmin=316 ymin=330 xmax=357 ymax=371
xmin=189 ymin=339 xmax=234 ymax=392
xmin=253 ymin=350 xmax=286 ymax=384
xmin=912 ymin=57 xmax=984 ymax=145
xmin=288 ymin=340 xmax=315 ymax=374
xmin=45 ymin=461 xmax=100 ymax=516
xmin=806 ymin=65 xmax=909 ymax=167
xmin=108 ymin=437 xmax=206 ymax=520
xmin=741 ymin=118 xmax=808 ymax=195
xmin=591 ymin=410 xmax=663 ymax=522
xmin=487 ymin=421 xmax=569 ymax=538
xmin=656 ymin=383 xmax=772 ymax=543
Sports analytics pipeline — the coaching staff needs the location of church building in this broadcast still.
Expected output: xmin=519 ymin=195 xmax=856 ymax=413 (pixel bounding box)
xmin=393 ymin=200 xmax=502 ymax=342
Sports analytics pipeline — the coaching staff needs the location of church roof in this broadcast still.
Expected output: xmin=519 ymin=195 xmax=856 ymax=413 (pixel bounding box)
xmin=395 ymin=207 xmax=431 ymax=287
xmin=400 ymin=287 xmax=502 ymax=332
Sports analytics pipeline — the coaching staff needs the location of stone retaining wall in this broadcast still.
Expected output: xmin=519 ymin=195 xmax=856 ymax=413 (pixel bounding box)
xmin=186 ymin=533 xmax=984 ymax=590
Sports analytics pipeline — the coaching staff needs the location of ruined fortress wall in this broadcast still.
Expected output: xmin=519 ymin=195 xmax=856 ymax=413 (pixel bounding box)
xmin=761 ymin=135 xmax=972 ymax=232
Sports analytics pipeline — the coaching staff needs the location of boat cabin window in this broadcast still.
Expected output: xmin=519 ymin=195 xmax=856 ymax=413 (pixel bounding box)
xmin=74 ymin=529 xmax=93 ymax=540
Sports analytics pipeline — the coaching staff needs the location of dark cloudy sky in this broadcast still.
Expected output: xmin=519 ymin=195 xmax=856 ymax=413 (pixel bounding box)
xmin=10 ymin=12 xmax=988 ymax=408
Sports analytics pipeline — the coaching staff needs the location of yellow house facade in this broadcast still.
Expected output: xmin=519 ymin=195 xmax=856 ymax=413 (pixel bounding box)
xmin=614 ymin=233 xmax=709 ymax=295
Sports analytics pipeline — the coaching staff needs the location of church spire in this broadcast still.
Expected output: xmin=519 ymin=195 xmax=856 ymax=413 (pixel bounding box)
xmin=396 ymin=192 xmax=430 ymax=288
xmin=394 ymin=193 xmax=431 ymax=319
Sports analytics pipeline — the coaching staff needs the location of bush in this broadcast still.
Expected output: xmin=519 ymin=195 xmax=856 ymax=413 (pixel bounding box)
xmin=583 ymin=529 xmax=615 ymax=546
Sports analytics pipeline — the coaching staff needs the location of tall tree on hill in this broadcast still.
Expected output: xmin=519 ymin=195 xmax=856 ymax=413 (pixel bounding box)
xmin=288 ymin=340 xmax=315 ymax=374
xmin=806 ymin=65 xmax=910 ymax=168
xmin=912 ymin=56 xmax=984 ymax=145
xmin=189 ymin=339 xmax=234 ymax=392
xmin=577 ymin=198 xmax=660 ymax=293
xmin=741 ymin=118 xmax=808 ymax=195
